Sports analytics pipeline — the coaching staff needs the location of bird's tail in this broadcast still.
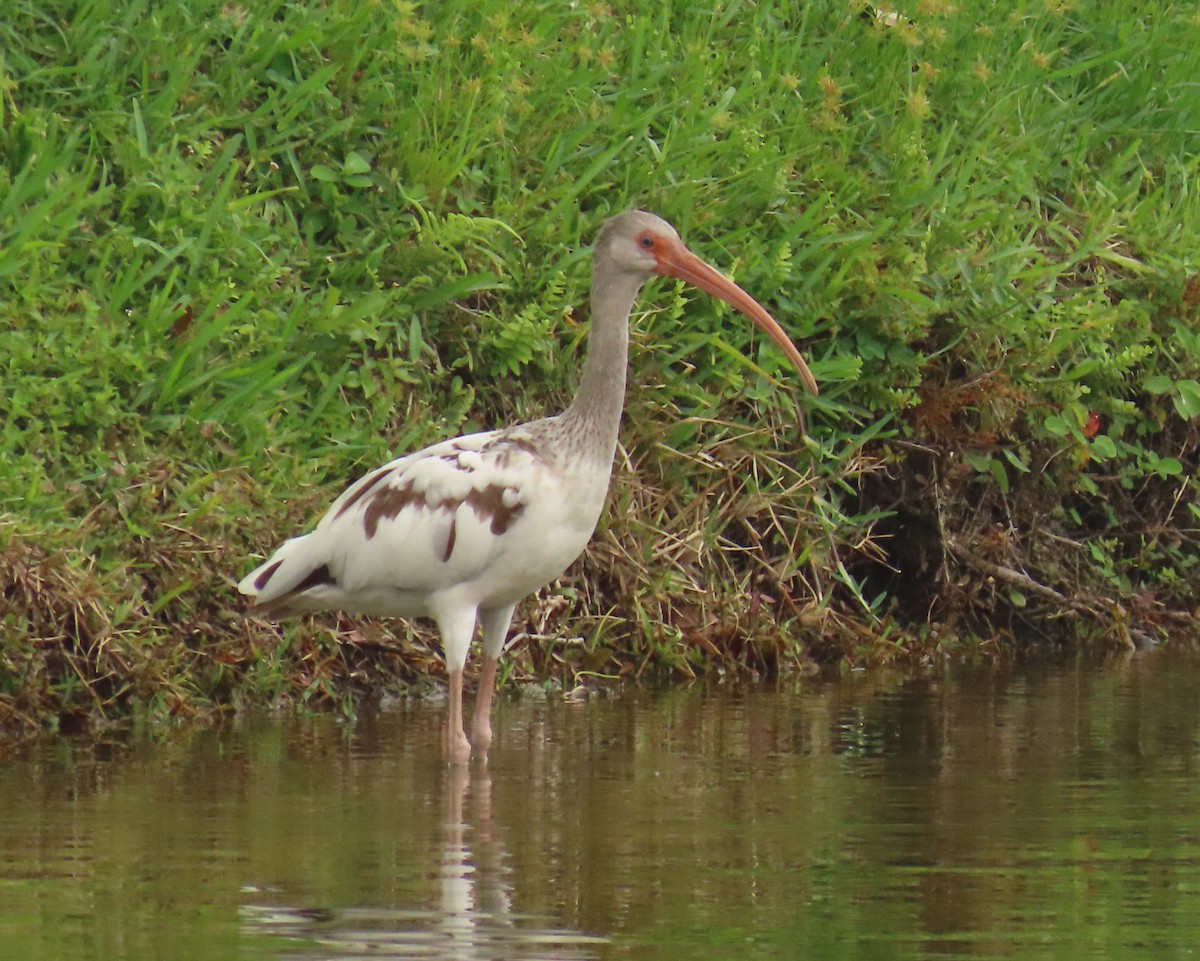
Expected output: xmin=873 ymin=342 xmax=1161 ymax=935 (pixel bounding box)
xmin=238 ymin=534 xmax=336 ymax=619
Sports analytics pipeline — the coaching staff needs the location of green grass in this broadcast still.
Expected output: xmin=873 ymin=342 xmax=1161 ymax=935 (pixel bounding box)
xmin=2 ymin=0 xmax=1198 ymax=729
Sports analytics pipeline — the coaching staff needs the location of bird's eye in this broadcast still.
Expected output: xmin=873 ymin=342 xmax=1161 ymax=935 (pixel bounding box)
xmin=638 ymin=233 xmax=655 ymax=249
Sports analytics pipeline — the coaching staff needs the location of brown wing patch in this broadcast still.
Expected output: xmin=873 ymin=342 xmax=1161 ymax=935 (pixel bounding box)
xmin=358 ymin=479 xmax=525 ymax=541
xmin=249 ymin=562 xmax=336 ymax=615
xmin=253 ymin=559 xmax=284 ymax=592
xmin=464 ymin=485 xmax=523 ymax=535
xmin=504 ymin=436 xmax=540 ymax=457
xmin=353 ymin=437 xmax=534 ymax=542
xmin=481 ymin=434 xmax=542 ymax=471
xmin=334 ymin=466 xmax=395 ymax=520
xmin=292 ymin=563 xmax=337 ymax=593
xmin=362 ymin=483 xmax=425 ymax=538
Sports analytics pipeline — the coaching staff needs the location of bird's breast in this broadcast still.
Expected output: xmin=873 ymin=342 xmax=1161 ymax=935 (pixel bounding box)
xmin=470 ymin=456 xmax=612 ymax=606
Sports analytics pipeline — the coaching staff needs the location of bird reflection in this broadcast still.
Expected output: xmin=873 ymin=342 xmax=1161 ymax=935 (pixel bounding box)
xmin=241 ymin=764 xmax=604 ymax=960
xmin=439 ymin=762 xmax=512 ymax=954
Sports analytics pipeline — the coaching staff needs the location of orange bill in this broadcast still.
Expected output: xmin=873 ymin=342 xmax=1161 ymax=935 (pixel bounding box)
xmin=652 ymin=237 xmax=819 ymax=396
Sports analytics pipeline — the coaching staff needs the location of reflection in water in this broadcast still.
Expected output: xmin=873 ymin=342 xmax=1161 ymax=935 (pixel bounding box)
xmin=239 ymin=764 xmax=606 ymax=960
xmin=1 ymin=654 xmax=1199 ymax=961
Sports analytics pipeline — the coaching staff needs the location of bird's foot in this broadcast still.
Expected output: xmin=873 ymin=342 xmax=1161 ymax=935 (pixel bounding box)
xmin=471 ymin=721 xmax=493 ymax=760
xmin=446 ymin=729 xmax=472 ymax=765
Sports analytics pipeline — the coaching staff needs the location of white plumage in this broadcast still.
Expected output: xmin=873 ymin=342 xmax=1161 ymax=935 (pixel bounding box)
xmin=239 ymin=211 xmax=818 ymax=763
xmin=242 ymin=428 xmax=605 ymax=625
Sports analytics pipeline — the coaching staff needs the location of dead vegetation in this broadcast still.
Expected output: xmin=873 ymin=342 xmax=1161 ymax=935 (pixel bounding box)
xmin=848 ymin=379 xmax=1200 ymax=654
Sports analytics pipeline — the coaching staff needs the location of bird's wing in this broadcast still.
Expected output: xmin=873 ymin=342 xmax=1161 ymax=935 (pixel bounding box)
xmin=239 ymin=429 xmax=546 ymax=614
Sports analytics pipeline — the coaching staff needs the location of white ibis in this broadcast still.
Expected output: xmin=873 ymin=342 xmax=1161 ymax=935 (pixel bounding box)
xmin=238 ymin=211 xmax=818 ymax=763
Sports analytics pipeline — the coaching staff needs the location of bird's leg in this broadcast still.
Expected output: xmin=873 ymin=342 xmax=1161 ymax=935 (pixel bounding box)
xmin=435 ymin=603 xmax=478 ymax=765
xmin=446 ymin=668 xmax=471 ymax=764
xmin=472 ymin=658 xmax=498 ymax=756
xmin=472 ymin=603 xmax=516 ymax=758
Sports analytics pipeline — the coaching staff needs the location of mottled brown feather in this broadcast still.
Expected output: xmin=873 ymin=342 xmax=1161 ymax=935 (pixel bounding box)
xmin=253 ymin=559 xmax=284 ymax=592
xmin=358 ymin=478 xmax=525 ymax=541
xmin=334 ymin=466 xmax=395 ymax=520
xmin=463 ymin=485 xmax=522 ymax=535
xmin=362 ymin=483 xmax=426 ymax=538
xmin=248 ymin=562 xmax=337 ymax=619
xmin=293 ymin=563 xmax=337 ymax=593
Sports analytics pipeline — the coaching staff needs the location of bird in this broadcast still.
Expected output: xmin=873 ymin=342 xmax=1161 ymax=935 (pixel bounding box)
xmin=238 ymin=211 xmax=819 ymax=763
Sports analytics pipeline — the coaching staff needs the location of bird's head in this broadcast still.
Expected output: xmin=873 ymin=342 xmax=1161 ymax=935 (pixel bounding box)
xmin=594 ymin=210 xmax=682 ymax=276
xmin=595 ymin=210 xmax=819 ymax=397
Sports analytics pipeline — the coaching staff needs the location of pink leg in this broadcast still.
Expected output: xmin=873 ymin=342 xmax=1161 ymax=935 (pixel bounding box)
xmin=446 ymin=668 xmax=472 ymax=764
xmin=471 ymin=656 xmax=498 ymax=757
xmin=472 ymin=604 xmax=515 ymax=760
xmin=434 ymin=602 xmax=478 ymax=766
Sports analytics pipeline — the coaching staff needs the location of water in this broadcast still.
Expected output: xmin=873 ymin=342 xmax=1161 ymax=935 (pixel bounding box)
xmin=2 ymin=654 xmax=1199 ymax=960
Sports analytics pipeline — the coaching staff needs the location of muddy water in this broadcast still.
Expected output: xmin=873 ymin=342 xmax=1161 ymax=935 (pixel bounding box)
xmin=2 ymin=654 xmax=1199 ymax=960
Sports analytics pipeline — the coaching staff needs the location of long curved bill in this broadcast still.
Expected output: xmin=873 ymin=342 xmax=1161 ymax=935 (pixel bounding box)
xmin=653 ymin=237 xmax=819 ymax=397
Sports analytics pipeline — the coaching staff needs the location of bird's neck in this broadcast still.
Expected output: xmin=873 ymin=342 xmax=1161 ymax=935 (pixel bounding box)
xmin=559 ymin=264 xmax=644 ymax=464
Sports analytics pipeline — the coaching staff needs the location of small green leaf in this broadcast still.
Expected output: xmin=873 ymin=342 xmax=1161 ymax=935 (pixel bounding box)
xmin=342 ymin=151 xmax=372 ymax=175
xmin=1143 ymin=374 xmax=1173 ymax=394
xmin=310 ymin=163 xmax=338 ymax=182
xmin=1067 ymin=359 xmax=1099 ymax=380
xmin=1090 ymin=434 xmax=1118 ymax=458
xmin=408 ymin=316 xmax=424 ymax=363
xmin=1151 ymin=456 xmax=1183 ymax=477
xmin=962 ymin=451 xmax=992 ymax=474
xmin=989 ymin=458 xmax=1009 ymax=493
xmin=1001 ymin=447 xmax=1031 ymax=473
xmin=302 ymin=208 xmax=330 ymax=237
xmin=1173 ymin=379 xmax=1200 ymax=419
xmin=1043 ymin=414 xmax=1070 ymax=437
